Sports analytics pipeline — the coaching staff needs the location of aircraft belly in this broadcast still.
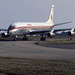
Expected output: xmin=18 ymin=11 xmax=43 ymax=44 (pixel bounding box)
xmin=11 ymin=29 xmax=28 ymax=35
xmin=33 ymin=28 xmax=50 ymax=30
xmin=17 ymin=29 xmax=28 ymax=35
xmin=10 ymin=27 xmax=50 ymax=36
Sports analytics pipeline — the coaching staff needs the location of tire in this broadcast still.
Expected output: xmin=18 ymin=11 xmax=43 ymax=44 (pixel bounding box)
xmin=40 ymin=37 xmax=46 ymax=41
xmin=23 ymin=37 xmax=28 ymax=41
xmin=13 ymin=38 xmax=16 ymax=41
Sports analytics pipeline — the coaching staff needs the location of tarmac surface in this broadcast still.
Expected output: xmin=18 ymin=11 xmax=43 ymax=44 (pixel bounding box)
xmin=0 ymin=41 xmax=75 ymax=61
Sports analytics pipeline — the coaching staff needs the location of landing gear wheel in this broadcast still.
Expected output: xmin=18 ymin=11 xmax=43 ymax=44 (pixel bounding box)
xmin=70 ymin=37 xmax=72 ymax=40
xmin=40 ymin=37 xmax=46 ymax=41
xmin=13 ymin=38 xmax=16 ymax=41
xmin=12 ymin=35 xmax=17 ymax=41
xmin=23 ymin=37 xmax=28 ymax=41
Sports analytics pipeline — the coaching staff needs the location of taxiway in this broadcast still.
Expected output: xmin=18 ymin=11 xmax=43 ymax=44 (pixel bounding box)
xmin=0 ymin=41 xmax=75 ymax=61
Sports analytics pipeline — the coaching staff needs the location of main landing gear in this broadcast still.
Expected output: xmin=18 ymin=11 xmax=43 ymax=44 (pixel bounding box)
xmin=23 ymin=35 xmax=28 ymax=41
xmin=40 ymin=34 xmax=46 ymax=41
xmin=12 ymin=35 xmax=46 ymax=41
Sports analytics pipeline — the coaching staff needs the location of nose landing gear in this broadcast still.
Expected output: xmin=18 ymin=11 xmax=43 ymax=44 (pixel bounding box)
xmin=13 ymin=35 xmax=17 ymax=41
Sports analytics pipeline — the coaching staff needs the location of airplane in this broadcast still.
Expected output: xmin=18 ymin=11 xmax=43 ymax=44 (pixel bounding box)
xmin=0 ymin=5 xmax=73 ymax=41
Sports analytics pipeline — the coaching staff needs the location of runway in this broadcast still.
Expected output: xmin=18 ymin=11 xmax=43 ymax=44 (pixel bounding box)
xmin=0 ymin=41 xmax=75 ymax=61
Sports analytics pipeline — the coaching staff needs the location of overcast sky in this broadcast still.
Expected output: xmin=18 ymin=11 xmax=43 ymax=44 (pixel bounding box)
xmin=0 ymin=0 xmax=75 ymax=29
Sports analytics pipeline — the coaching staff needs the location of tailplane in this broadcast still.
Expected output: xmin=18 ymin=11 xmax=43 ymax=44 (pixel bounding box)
xmin=47 ymin=5 xmax=54 ymax=23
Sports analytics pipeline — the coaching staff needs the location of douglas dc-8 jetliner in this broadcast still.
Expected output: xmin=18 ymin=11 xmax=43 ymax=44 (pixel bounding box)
xmin=0 ymin=5 xmax=74 ymax=41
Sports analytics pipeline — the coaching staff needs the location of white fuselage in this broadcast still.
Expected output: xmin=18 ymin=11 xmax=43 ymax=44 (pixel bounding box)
xmin=8 ymin=22 xmax=54 ymax=35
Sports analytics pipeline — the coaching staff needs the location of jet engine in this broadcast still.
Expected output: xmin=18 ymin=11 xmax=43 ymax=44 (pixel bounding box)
xmin=47 ymin=29 xmax=55 ymax=37
xmin=68 ymin=28 xmax=75 ymax=36
xmin=1 ymin=32 xmax=10 ymax=38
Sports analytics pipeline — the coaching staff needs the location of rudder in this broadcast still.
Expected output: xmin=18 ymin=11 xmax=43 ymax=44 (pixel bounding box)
xmin=47 ymin=5 xmax=54 ymax=23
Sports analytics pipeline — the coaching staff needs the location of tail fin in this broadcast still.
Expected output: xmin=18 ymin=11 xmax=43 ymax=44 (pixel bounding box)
xmin=47 ymin=5 xmax=54 ymax=23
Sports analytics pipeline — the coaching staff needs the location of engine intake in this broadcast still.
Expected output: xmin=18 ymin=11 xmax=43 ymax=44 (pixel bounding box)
xmin=47 ymin=32 xmax=55 ymax=38
xmin=68 ymin=31 xmax=71 ymax=36
xmin=1 ymin=33 xmax=10 ymax=38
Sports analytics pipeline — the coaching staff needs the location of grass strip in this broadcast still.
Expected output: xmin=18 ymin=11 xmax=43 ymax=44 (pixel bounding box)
xmin=0 ymin=57 xmax=75 ymax=75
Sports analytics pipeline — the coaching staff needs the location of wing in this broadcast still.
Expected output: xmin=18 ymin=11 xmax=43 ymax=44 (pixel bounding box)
xmin=0 ymin=29 xmax=7 ymax=31
xmin=28 ymin=28 xmax=72 ymax=35
xmin=28 ymin=29 xmax=51 ymax=34
xmin=54 ymin=28 xmax=72 ymax=33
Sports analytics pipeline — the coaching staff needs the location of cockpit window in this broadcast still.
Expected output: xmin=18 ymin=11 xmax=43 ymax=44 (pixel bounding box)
xmin=8 ymin=24 xmax=16 ymax=30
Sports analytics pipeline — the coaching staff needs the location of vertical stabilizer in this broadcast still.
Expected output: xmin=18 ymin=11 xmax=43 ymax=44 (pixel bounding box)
xmin=47 ymin=5 xmax=54 ymax=23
